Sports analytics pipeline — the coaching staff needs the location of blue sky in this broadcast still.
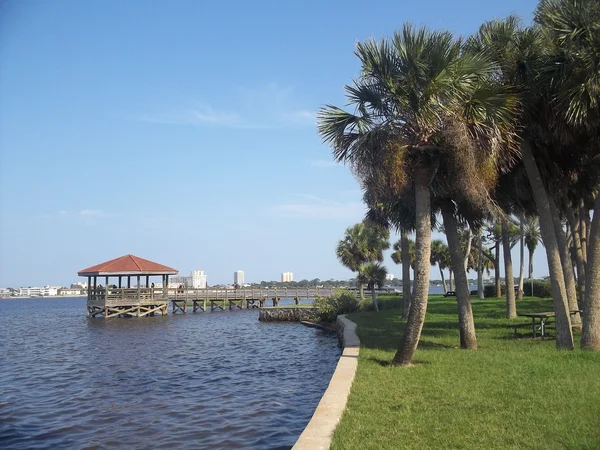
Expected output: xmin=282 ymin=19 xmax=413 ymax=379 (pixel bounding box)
xmin=0 ymin=0 xmax=544 ymax=287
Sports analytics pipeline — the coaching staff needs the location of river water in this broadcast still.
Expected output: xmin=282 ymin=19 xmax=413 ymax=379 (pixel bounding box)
xmin=0 ymin=297 xmax=340 ymax=449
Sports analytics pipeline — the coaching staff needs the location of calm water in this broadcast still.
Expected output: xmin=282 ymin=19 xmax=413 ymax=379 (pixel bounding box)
xmin=0 ymin=297 xmax=340 ymax=450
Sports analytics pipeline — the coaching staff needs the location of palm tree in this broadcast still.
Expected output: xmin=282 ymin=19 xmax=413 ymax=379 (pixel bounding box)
xmin=523 ymin=216 xmax=542 ymax=290
xmin=319 ymin=24 xmax=514 ymax=362
xmin=336 ymin=222 xmax=389 ymax=301
xmin=358 ymin=262 xmax=388 ymax=311
xmin=431 ymin=239 xmax=450 ymax=294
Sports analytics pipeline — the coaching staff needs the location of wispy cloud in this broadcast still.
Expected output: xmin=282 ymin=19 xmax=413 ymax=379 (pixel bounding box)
xmin=137 ymin=104 xmax=252 ymax=128
xmin=271 ymin=195 xmax=365 ymax=221
xmin=311 ymin=160 xmax=338 ymax=168
xmin=39 ymin=209 xmax=116 ymax=221
xmin=78 ymin=209 xmax=104 ymax=217
xmin=135 ymin=84 xmax=316 ymax=129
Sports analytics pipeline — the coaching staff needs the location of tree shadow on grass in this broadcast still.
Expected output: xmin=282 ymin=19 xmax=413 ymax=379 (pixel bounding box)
xmin=417 ymin=340 xmax=457 ymax=350
xmin=365 ymin=356 xmax=431 ymax=367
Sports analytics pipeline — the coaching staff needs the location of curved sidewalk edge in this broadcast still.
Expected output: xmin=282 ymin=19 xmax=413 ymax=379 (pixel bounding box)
xmin=292 ymin=314 xmax=360 ymax=450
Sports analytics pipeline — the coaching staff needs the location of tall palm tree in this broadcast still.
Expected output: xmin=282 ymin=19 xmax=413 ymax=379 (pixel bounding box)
xmin=534 ymin=0 xmax=600 ymax=349
xmin=358 ymin=262 xmax=388 ymax=311
xmin=468 ymin=14 xmax=575 ymax=348
xmin=336 ymin=222 xmax=390 ymax=301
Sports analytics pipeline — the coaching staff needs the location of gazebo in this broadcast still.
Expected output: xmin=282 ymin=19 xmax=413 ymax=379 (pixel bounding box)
xmin=78 ymin=254 xmax=178 ymax=318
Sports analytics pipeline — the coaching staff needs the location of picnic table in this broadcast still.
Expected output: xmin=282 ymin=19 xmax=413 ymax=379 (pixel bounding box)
xmin=517 ymin=310 xmax=583 ymax=338
xmin=518 ymin=312 xmax=555 ymax=338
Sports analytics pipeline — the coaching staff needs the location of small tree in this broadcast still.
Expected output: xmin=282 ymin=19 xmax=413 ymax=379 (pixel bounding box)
xmin=336 ymin=222 xmax=390 ymax=300
xmin=358 ymin=262 xmax=387 ymax=311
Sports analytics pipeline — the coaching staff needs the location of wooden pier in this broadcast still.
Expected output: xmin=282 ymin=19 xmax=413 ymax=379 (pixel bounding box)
xmin=168 ymin=287 xmax=334 ymax=314
xmin=84 ymin=285 xmax=397 ymax=318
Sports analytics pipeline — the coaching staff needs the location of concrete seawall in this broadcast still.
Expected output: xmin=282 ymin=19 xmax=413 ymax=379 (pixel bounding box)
xmin=258 ymin=307 xmax=317 ymax=322
xmin=293 ymin=314 xmax=360 ymax=449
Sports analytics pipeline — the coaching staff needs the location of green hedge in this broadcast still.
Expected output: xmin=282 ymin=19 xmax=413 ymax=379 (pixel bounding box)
xmin=484 ymin=284 xmax=505 ymax=297
xmin=523 ymin=280 xmax=552 ymax=298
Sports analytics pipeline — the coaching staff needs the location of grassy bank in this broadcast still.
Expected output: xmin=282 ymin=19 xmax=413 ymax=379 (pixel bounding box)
xmin=332 ymin=295 xmax=600 ymax=450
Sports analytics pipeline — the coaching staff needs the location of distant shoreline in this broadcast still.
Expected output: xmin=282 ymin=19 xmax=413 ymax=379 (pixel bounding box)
xmin=0 ymin=295 xmax=87 ymax=300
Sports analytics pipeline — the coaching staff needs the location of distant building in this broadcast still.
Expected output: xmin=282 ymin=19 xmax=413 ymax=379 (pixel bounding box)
xmin=167 ymin=276 xmax=189 ymax=288
xmin=281 ymin=272 xmax=294 ymax=282
xmin=58 ymin=287 xmax=85 ymax=296
xmin=18 ymin=286 xmax=58 ymax=297
xmin=191 ymin=270 xmax=207 ymax=289
xmin=0 ymin=288 xmax=12 ymax=298
xmin=71 ymin=282 xmax=88 ymax=289
xmin=386 ymin=274 xmax=395 ymax=281
xmin=234 ymin=270 xmax=244 ymax=287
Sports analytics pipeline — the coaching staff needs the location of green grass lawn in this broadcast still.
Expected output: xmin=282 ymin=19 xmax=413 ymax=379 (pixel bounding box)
xmin=332 ymin=295 xmax=600 ymax=450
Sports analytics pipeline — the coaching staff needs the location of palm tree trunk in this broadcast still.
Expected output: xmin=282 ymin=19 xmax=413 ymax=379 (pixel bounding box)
xmin=401 ymin=229 xmax=411 ymax=318
xmin=548 ymin=199 xmax=581 ymax=328
xmin=501 ymin=218 xmax=517 ymax=318
xmin=580 ymin=201 xmax=588 ymax=267
xmin=464 ymin=227 xmax=473 ymax=272
xmin=371 ymin=284 xmax=379 ymax=312
xmin=439 ymin=264 xmax=447 ymax=294
xmin=582 ymin=194 xmax=600 ymax=350
xmin=441 ymin=204 xmax=477 ymax=349
xmin=521 ymin=141 xmax=573 ymax=349
xmin=565 ymin=202 xmax=586 ymax=303
xmin=449 ymin=270 xmax=454 ymax=291
xmin=518 ymin=225 xmax=525 ymax=301
xmin=528 ymin=248 xmax=534 ymax=295
xmin=358 ymin=281 xmax=365 ymax=302
xmin=477 ymin=232 xmax=485 ymax=299
xmin=393 ymin=166 xmax=432 ymax=366
xmin=494 ymin=244 xmax=502 ymax=297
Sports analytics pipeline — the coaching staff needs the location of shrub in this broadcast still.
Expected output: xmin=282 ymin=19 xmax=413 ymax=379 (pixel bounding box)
xmin=313 ymin=289 xmax=360 ymax=322
xmin=483 ymin=284 xmax=505 ymax=298
xmin=481 ymin=280 xmax=551 ymax=298
xmin=523 ymin=279 xmax=552 ymax=298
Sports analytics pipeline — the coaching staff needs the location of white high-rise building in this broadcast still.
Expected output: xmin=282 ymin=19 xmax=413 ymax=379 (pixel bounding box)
xmin=234 ymin=270 xmax=244 ymax=287
xmin=191 ymin=270 xmax=207 ymax=289
xmin=386 ymin=274 xmax=395 ymax=281
xmin=281 ymin=272 xmax=294 ymax=282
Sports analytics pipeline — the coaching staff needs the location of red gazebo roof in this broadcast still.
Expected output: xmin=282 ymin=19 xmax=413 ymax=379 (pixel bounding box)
xmin=78 ymin=254 xmax=178 ymax=276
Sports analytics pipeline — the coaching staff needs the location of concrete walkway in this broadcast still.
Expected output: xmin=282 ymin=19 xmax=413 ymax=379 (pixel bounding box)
xmin=293 ymin=315 xmax=360 ymax=450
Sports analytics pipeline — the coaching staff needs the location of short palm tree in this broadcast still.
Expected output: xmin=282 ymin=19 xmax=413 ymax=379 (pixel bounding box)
xmin=358 ymin=262 xmax=387 ymax=311
xmin=523 ymin=216 xmax=543 ymax=283
xmin=336 ymin=222 xmax=389 ymax=301
xmin=430 ymin=240 xmax=450 ymax=294
xmin=391 ymin=231 xmax=415 ymax=317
